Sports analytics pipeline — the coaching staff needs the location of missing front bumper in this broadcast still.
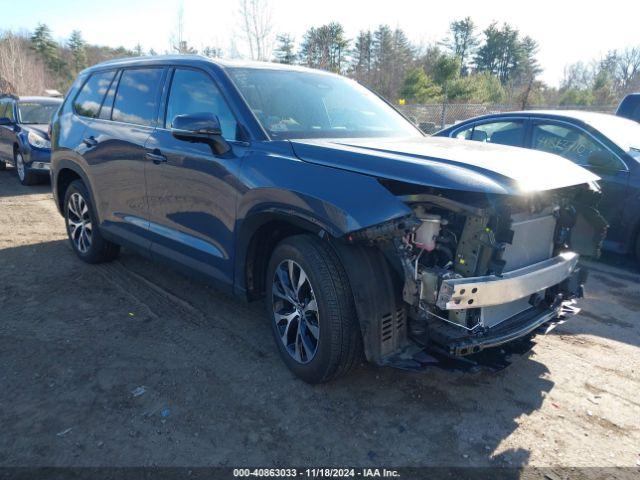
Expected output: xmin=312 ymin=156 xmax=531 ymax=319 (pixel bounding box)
xmin=444 ymin=300 xmax=580 ymax=356
xmin=382 ymin=300 xmax=580 ymax=372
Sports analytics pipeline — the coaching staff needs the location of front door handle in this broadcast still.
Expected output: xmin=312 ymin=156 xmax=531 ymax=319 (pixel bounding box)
xmin=83 ymin=136 xmax=98 ymax=147
xmin=145 ymin=150 xmax=167 ymax=165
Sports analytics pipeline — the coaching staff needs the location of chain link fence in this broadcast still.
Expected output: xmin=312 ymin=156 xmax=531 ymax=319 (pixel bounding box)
xmin=397 ymin=103 xmax=617 ymax=133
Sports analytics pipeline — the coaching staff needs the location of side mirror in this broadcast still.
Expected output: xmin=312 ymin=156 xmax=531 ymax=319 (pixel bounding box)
xmin=171 ymin=113 xmax=230 ymax=155
xmin=0 ymin=117 xmax=13 ymax=126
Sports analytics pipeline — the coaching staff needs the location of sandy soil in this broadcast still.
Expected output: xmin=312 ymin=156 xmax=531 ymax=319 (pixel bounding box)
xmin=0 ymin=169 xmax=639 ymax=470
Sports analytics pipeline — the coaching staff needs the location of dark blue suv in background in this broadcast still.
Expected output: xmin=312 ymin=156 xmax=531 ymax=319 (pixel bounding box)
xmin=51 ymin=56 xmax=606 ymax=383
xmin=617 ymin=93 xmax=640 ymax=123
xmin=0 ymin=94 xmax=62 ymax=185
xmin=435 ymin=111 xmax=640 ymax=261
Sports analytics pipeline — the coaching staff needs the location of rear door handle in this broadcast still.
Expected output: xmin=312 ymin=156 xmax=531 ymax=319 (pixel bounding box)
xmin=145 ymin=151 xmax=167 ymax=164
xmin=83 ymin=136 xmax=98 ymax=147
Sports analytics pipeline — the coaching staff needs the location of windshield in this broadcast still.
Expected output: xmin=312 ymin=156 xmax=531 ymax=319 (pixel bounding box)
xmin=227 ymin=67 xmax=421 ymax=140
xmin=587 ymin=113 xmax=640 ymax=160
xmin=17 ymin=101 xmax=60 ymax=124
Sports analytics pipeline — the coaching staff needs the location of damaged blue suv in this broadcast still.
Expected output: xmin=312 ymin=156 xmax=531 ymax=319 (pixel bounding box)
xmin=51 ymin=56 xmax=606 ymax=383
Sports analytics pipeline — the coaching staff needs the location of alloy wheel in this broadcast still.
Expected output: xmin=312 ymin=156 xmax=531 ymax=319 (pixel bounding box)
xmin=67 ymin=192 xmax=93 ymax=253
xmin=271 ymin=259 xmax=320 ymax=364
xmin=16 ymin=153 xmax=25 ymax=181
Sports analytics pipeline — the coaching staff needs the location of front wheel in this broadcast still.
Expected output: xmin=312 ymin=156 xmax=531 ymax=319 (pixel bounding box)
xmin=15 ymin=151 xmax=38 ymax=186
xmin=63 ymin=180 xmax=120 ymax=263
xmin=266 ymin=235 xmax=362 ymax=383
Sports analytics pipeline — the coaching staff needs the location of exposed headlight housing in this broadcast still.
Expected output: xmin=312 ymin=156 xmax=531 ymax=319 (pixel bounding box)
xmin=28 ymin=131 xmax=51 ymax=149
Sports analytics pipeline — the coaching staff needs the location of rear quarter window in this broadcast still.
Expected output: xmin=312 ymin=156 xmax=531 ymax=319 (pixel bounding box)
xmin=73 ymin=70 xmax=117 ymax=118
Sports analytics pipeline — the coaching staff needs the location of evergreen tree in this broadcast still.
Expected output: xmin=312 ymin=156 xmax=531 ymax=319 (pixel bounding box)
xmin=441 ymin=17 xmax=479 ymax=76
xmin=299 ymin=23 xmax=349 ymax=73
xmin=273 ymin=34 xmax=296 ymax=64
xmin=389 ymin=28 xmax=414 ymax=99
xmin=67 ymin=30 xmax=87 ymax=73
xmin=372 ymin=25 xmax=394 ymax=98
xmin=400 ymin=67 xmax=441 ymax=103
xmin=474 ymin=22 xmax=523 ymax=84
xmin=30 ymin=23 xmax=62 ymax=72
xmin=351 ymin=30 xmax=373 ymax=86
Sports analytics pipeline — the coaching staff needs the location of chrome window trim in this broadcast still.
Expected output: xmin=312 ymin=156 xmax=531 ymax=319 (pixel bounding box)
xmin=448 ymin=116 xmax=530 ymax=139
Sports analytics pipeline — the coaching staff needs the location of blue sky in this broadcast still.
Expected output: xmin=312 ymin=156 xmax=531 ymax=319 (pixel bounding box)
xmin=2 ymin=0 xmax=638 ymax=86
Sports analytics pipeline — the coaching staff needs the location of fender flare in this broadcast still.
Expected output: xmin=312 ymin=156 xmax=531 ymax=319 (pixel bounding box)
xmin=233 ymin=206 xmax=334 ymax=297
xmin=52 ymin=159 xmax=97 ymax=217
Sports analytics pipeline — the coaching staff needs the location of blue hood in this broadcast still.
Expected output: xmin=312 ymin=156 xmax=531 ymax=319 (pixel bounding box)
xmin=290 ymin=136 xmax=600 ymax=195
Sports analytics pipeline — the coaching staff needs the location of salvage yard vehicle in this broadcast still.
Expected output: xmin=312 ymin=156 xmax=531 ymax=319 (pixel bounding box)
xmin=51 ymin=56 xmax=606 ymax=383
xmin=616 ymin=93 xmax=640 ymax=123
xmin=0 ymin=94 xmax=62 ymax=185
xmin=436 ymin=111 xmax=640 ymax=261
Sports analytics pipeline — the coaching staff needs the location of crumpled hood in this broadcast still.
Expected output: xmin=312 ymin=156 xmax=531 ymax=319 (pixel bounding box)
xmin=21 ymin=124 xmax=50 ymax=140
xmin=289 ymin=136 xmax=600 ymax=195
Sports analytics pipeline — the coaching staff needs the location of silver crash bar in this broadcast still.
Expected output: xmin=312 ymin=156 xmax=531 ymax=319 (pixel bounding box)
xmin=436 ymin=252 xmax=579 ymax=310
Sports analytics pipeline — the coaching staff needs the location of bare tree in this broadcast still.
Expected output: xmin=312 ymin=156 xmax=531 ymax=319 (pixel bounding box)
xmin=238 ymin=0 xmax=274 ymax=61
xmin=0 ymin=31 xmax=47 ymax=95
xmin=170 ymin=4 xmax=197 ymax=54
xmin=617 ymin=47 xmax=640 ymax=91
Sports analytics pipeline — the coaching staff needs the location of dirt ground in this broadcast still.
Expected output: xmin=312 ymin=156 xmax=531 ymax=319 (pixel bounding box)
xmin=1 ymin=169 xmax=639 ymax=470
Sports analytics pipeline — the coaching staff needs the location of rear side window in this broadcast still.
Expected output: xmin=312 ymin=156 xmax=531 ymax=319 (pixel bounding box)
xmin=0 ymin=100 xmax=15 ymax=121
xmin=532 ymin=122 xmax=623 ymax=169
xmin=455 ymin=120 xmax=525 ymax=147
xmin=73 ymin=70 xmax=116 ymax=118
xmin=112 ymin=68 xmax=163 ymax=126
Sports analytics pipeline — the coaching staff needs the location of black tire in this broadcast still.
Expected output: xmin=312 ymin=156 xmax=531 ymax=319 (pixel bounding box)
xmin=63 ymin=180 xmax=120 ymax=264
xmin=15 ymin=151 xmax=39 ymax=186
xmin=266 ymin=235 xmax=362 ymax=383
xmin=0 ymin=159 xmax=6 ymax=171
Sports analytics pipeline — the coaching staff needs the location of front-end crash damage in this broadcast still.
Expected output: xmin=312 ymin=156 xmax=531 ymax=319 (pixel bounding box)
xmin=336 ymin=181 xmax=607 ymax=371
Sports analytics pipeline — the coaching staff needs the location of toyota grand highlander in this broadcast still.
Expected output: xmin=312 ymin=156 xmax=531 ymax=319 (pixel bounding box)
xmin=50 ymin=56 xmax=606 ymax=383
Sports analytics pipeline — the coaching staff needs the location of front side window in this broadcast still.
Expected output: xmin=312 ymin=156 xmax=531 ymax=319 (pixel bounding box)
xmin=532 ymin=122 xmax=623 ymax=169
xmin=0 ymin=100 xmax=15 ymax=121
xmin=165 ymin=69 xmax=238 ymax=140
xmin=454 ymin=120 xmax=525 ymax=147
xmin=227 ymin=68 xmax=420 ymax=139
xmin=17 ymin=102 xmax=60 ymax=124
xmin=73 ymin=70 xmax=116 ymax=118
xmin=112 ymin=68 xmax=163 ymax=126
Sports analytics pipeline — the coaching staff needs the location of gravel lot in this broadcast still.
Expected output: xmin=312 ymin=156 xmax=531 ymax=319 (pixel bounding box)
xmin=1 ymin=169 xmax=639 ymax=470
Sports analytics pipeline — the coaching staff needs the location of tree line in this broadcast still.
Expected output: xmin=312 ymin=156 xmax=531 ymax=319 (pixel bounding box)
xmin=1 ymin=16 xmax=639 ymax=108
xmin=273 ymin=18 xmax=639 ymax=107
xmin=0 ymin=25 xmax=138 ymax=95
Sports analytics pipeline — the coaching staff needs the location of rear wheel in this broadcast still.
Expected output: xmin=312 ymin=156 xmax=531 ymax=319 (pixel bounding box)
xmin=15 ymin=151 xmax=39 ymax=186
xmin=64 ymin=180 xmax=120 ymax=263
xmin=266 ymin=235 xmax=362 ymax=383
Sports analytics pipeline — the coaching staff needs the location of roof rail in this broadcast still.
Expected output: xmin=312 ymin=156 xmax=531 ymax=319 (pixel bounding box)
xmin=0 ymin=93 xmax=19 ymax=100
